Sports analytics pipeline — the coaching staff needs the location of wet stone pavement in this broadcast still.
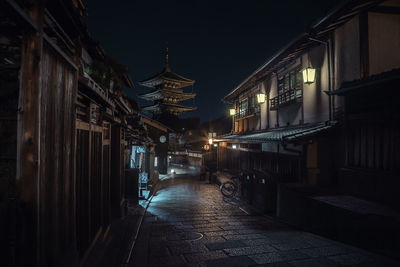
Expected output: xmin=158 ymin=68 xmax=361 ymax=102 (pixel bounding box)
xmin=129 ymin=177 xmax=399 ymax=267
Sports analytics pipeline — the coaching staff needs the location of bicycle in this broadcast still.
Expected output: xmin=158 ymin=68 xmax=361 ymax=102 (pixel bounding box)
xmin=220 ymin=174 xmax=241 ymax=198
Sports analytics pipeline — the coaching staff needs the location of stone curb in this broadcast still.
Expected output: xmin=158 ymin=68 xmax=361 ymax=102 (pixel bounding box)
xmin=121 ymin=184 xmax=158 ymax=266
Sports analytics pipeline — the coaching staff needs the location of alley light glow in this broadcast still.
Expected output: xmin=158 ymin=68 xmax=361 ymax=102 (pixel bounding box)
xmin=213 ymin=143 xmax=218 ymax=147
xmin=232 ymin=144 xmax=237 ymax=149
xmin=229 ymin=108 xmax=235 ymax=116
xmin=302 ymin=67 xmax=316 ymax=84
xmin=257 ymin=93 xmax=265 ymax=104
xmin=208 ymin=138 xmax=213 ymax=145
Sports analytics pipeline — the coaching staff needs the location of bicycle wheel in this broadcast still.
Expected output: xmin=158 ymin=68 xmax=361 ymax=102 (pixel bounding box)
xmin=220 ymin=181 xmax=237 ymax=198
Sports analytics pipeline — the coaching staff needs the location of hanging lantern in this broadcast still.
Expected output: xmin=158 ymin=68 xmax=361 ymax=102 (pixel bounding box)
xmin=257 ymin=93 xmax=265 ymax=104
xmin=229 ymin=108 xmax=235 ymax=116
xmin=208 ymin=138 xmax=213 ymax=145
xmin=302 ymin=67 xmax=316 ymax=84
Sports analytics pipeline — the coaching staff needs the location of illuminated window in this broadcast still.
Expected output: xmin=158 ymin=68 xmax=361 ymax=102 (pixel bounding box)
xmin=278 ymin=69 xmax=302 ymax=94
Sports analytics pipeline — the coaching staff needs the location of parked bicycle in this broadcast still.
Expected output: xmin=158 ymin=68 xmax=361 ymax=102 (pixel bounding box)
xmin=220 ymin=174 xmax=241 ymax=198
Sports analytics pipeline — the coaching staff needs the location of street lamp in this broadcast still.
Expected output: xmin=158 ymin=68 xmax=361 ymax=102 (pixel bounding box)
xmin=257 ymin=93 xmax=265 ymax=104
xmin=302 ymin=67 xmax=316 ymax=84
xmin=303 ymin=52 xmax=316 ymax=84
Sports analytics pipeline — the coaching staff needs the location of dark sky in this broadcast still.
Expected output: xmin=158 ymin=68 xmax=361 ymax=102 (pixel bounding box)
xmin=84 ymin=0 xmax=342 ymax=122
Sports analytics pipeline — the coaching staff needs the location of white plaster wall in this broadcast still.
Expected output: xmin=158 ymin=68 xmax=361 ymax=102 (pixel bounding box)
xmin=279 ymin=103 xmax=302 ymax=126
xmin=368 ymin=12 xmax=400 ymax=75
xmin=268 ymin=75 xmax=278 ymax=128
xmin=333 ymin=16 xmax=361 ymax=109
xmin=260 ymin=81 xmax=268 ymax=130
xmin=302 ymin=45 xmax=330 ymax=124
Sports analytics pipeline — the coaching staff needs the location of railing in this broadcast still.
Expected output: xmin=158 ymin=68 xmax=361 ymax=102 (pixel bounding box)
xmin=234 ymin=106 xmax=260 ymax=120
xmin=270 ymin=88 xmax=302 ymax=110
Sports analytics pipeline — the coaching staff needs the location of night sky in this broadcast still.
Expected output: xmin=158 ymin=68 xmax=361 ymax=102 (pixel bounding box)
xmin=84 ymin=0 xmax=343 ymax=122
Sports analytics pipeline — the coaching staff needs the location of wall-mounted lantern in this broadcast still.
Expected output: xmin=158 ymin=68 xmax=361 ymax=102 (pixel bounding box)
xmin=229 ymin=108 xmax=235 ymax=116
xmin=208 ymin=138 xmax=213 ymax=145
xmin=302 ymin=67 xmax=316 ymax=84
xmin=257 ymin=93 xmax=265 ymax=104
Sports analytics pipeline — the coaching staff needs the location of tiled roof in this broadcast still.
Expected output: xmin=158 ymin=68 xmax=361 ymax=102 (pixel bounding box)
xmin=141 ymin=102 xmax=196 ymax=112
xmin=329 ymin=68 xmax=400 ymax=96
xmin=223 ymin=0 xmax=383 ymax=102
xmin=222 ymin=122 xmax=335 ymax=143
xmin=139 ymin=67 xmax=195 ymax=87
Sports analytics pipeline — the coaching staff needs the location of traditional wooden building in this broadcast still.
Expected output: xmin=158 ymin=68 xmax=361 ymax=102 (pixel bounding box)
xmin=214 ymin=0 xmax=400 ymax=245
xmin=0 ymin=1 xmax=139 ymax=266
xmin=139 ymin=114 xmax=171 ymax=175
xmin=139 ymin=46 xmax=196 ymax=121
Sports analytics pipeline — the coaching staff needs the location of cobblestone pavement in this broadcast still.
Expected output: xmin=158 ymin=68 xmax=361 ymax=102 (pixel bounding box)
xmin=129 ymin=177 xmax=399 ymax=266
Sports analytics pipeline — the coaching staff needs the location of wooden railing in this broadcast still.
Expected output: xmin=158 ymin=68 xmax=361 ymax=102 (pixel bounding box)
xmin=234 ymin=106 xmax=260 ymax=120
xmin=270 ymin=88 xmax=302 ymax=110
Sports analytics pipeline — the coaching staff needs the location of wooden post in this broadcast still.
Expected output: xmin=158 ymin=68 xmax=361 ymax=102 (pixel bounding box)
xmin=69 ymin=38 xmax=80 ymax=264
xmin=16 ymin=1 xmax=44 ymax=266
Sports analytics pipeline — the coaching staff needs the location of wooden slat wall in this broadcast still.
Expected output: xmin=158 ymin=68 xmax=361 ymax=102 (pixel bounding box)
xmin=102 ymin=144 xmax=111 ymax=229
xmin=90 ymin=132 xmax=102 ymax=242
xmin=76 ymin=129 xmax=90 ymax=256
xmin=345 ymin=121 xmax=400 ymax=171
xmin=76 ymin=126 xmax=106 ymax=259
xmin=38 ymin=47 xmax=76 ymax=266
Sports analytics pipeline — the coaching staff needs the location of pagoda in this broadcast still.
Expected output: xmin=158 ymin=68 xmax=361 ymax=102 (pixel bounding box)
xmin=139 ymin=46 xmax=196 ymax=119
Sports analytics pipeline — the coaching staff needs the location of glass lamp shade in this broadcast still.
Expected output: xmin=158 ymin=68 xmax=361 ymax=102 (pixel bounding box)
xmin=302 ymin=67 xmax=316 ymax=84
xmin=257 ymin=93 xmax=265 ymax=104
xmin=229 ymin=109 xmax=235 ymax=116
xmin=208 ymin=138 xmax=213 ymax=145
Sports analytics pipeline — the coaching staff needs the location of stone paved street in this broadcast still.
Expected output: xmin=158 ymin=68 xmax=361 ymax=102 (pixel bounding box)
xmin=129 ymin=176 xmax=399 ymax=266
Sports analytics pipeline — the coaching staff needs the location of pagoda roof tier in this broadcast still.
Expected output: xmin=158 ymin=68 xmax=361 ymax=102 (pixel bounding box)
xmin=139 ymin=67 xmax=195 ymax=88
xmin=138 ymin=89 xmax=196 ymax=102
xmin=142 ymin=102 xmax=196 ymax=115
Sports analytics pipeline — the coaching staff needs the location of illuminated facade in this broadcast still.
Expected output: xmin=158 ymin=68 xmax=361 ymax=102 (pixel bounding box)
xmin=213 ymin=0 xmax=400 ymax=224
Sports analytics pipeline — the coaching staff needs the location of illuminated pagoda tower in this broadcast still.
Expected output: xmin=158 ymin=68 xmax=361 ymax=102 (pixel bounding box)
xmin=139 ymin=46 xmax=196 ymax=121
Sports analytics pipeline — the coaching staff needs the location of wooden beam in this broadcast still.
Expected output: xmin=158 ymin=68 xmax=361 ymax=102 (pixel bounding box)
xmin=4 ymin=0 xmax=38 ymax=31
xmin=140 ymin=116 xmax=168 ymax=132
xmin=16 ymin=1 xmax=44 ymax=266
xmin=43 ymin=34 xmax=78 ymax=70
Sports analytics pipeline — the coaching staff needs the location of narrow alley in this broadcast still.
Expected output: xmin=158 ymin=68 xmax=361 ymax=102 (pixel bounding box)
xmin=2 ymin=1 xmax=400 ymax=266
xmin=129 ymin=173 xmax=398 ymax=266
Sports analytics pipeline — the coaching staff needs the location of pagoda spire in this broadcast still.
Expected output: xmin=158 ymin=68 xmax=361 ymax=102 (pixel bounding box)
xmin=165 ymin=42 xmax=170 ymax=71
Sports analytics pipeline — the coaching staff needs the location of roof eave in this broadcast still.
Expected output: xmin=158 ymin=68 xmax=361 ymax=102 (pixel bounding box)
xmin=222 ymin=32 xmax=308 ymax=102
xmin=222 ymin=0 xmax=384 ymax=102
